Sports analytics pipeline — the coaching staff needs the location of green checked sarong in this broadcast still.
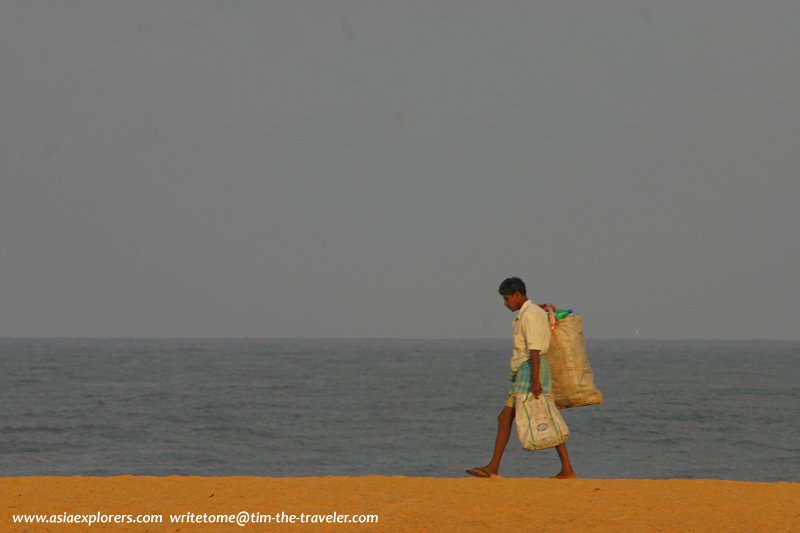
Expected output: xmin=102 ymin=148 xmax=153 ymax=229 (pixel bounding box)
xmin=509 ymin=356 xmax=552 ymax=396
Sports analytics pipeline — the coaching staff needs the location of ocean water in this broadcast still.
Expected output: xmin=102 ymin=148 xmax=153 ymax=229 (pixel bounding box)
xmin=0 ymin=338 xmax=798 ymax=481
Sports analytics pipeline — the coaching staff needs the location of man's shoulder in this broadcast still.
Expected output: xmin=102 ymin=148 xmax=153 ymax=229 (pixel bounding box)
xmin=523 ymin=302 xmax=548 ymax=320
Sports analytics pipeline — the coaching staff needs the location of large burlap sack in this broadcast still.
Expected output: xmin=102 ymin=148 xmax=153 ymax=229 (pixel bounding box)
xmin=546 ymin=315 xmax=603 ymax=409
xmin=514 ymin=393 xmax=569 ymax=451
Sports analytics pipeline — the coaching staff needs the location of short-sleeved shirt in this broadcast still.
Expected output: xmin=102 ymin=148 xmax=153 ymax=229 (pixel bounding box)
xmin=510 ymin=299 xmax=551 ymax=372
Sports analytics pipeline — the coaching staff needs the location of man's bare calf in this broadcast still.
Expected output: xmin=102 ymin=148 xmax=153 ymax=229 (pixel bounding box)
xmin=467 ymin=405 xmax=577 ymax=479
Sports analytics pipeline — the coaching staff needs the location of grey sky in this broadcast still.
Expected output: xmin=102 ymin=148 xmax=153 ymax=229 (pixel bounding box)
xmin=1 ymin=1 xmax=798 ymax=339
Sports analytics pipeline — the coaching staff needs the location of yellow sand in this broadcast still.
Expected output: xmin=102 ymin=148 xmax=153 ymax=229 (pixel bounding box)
xmin=3 ymin=476 xmax=799 ymax=532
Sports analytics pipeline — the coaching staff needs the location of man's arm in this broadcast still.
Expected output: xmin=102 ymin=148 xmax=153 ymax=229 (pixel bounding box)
xmin=530 ymin=349 xmax=542 ymax=398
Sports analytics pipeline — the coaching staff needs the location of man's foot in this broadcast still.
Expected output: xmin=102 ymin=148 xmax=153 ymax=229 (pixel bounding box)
xmin=551 ymin=470 xmax=577 ymax=479
xmin=466 ymin=466 xmax=498 ymax=478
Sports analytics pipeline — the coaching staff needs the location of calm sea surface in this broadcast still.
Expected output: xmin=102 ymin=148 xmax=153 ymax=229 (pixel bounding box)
xmin=1 ymin=338 xmax=798 ymax=481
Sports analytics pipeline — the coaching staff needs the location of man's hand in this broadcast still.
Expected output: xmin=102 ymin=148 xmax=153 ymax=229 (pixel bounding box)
xmin=531 ymin=380 xmax=543 ymax=399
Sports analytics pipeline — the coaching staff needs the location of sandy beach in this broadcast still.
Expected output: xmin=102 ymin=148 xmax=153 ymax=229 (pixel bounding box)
xmin=3 ymin=475 xmax=798 ymax=532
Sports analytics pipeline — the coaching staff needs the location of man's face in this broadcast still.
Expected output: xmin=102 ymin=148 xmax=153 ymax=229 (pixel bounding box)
xmin=502 ymin=292 xmax=526 ymax=312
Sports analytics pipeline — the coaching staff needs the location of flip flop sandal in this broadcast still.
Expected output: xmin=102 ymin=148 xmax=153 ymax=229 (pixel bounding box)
xmin=465 ymin=467 xmax=493 ymax=478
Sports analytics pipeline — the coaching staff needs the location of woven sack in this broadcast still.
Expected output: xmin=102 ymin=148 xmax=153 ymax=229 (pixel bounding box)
xmin=514 ymin=393 xmax=569 ymax=451
xmin=546 ymin=315 xmax=603 ymax=409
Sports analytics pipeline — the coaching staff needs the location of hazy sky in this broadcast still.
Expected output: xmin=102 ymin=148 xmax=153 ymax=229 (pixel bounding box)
xmin=1 ymin=1 xmax=798 ymax=339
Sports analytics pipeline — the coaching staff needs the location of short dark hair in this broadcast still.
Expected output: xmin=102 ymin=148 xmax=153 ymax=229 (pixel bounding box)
xmin=498 ymin=277 xmax=526 ymax=296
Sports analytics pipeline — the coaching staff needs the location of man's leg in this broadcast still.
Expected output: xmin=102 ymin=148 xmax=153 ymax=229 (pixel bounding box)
xmin=471 ymin=405 xmax=515 ymax=476
xmin=552 ymin=442 xmax=577 ymax=479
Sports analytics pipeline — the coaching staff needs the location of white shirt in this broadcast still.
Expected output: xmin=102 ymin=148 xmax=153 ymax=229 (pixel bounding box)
xmin=510 ymin=299 xmax=551 ymax=371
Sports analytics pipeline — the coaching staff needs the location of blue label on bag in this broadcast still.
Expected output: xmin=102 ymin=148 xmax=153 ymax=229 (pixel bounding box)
xmin=537 ymin=423 xmax=549 ymax=432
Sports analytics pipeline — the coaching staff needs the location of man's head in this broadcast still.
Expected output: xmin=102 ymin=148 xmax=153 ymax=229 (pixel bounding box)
xmin=498 ymin=277 xmax=528 ymax=311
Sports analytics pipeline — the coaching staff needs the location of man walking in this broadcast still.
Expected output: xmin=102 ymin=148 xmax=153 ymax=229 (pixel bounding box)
xmin=466 ymin=276 xmax=577 ymax=479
